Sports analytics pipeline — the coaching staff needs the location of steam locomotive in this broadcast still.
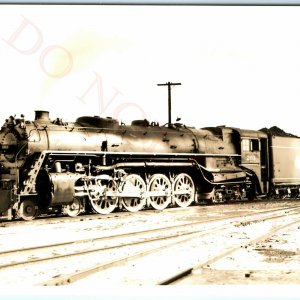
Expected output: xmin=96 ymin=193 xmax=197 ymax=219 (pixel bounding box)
xmin=0 ymin=110 xmax=299 ymax=221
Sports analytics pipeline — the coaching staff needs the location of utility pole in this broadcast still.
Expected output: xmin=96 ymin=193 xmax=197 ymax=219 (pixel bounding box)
xmin=157 ymin=81 xmax=181 ymax=127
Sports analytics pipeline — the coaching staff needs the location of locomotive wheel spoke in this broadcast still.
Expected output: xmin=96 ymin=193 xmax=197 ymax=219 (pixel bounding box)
xmin=17 ymin=199 xmax=39 ymax=221
xmin=63 ymin=197 xmax=82 ymax=217
xmin=120 ymin=174 xmax=146 ymax=212
xmin=148 ymin=174 xmax=172 ymax=210
xmin=89 ymin=181 xmax=118 ymax=215
xmin=172 ymin=173 xmax=195 ymax=208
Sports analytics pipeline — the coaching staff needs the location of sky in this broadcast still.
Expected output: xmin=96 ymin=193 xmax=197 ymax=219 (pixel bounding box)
xmin=1 ymin=5 xmax=300 ymax=135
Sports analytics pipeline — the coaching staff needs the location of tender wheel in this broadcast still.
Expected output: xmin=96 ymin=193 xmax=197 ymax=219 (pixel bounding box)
xmin=62 ymin=197 xmax=82 ymax=217
xmin=147 ymin=174 xmax=172 ymax=210
xmin=17 ymin=199 xmax=39 ymax=221
xmin=89 ymin=180 xmax=118 ymax=214
xmin=172 ymin=173 xmax=195 ymax=208
xmin=120 ymin=174 xmax=146 ymax=212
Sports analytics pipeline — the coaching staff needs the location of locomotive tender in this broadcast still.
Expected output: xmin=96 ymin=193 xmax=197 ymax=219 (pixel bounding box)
xmin=0 ymin=110 xmax=298 ymax=220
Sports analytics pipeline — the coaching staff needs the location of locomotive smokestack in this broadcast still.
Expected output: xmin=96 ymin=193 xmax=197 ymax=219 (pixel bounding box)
xmin=35 ymin=110 xmax=50 ymax=122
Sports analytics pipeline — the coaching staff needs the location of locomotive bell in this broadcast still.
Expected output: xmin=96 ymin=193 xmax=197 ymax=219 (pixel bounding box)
xmin=35 ymin=110 xmax=50 ymax=123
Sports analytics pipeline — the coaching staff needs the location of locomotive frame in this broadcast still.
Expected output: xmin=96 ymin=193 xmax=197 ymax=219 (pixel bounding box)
xmin=0 ymin=110 xmax=298 ymax=221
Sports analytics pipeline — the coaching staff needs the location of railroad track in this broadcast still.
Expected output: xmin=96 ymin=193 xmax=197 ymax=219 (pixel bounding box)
xmin=39 ymin=206 xmax=300 ymax=286
xmin=1 ymin=203 xmax=300 ymax=286
xmin=159 ymin=218 xmax=300 ymax=285
xmin=0 ymin=202 xmax=300 ymax=243
xmin=39 ymin=206 xmax=300 ymax=285
xmin=1 ymin=204 xmax=300 ymax=267
xmin=0 ymin=198 xmax=296 ymax=228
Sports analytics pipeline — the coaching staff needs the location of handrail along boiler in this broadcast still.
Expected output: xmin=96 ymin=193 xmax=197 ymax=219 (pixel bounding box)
xmin=0 ymin=110 xmax=297 ymax=220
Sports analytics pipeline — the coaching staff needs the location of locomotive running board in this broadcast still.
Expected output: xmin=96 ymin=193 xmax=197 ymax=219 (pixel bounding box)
xmin=95 ymin=161 xmax=195 ymax=171
xmin=44 ymin=150 xmax=241 ymax=158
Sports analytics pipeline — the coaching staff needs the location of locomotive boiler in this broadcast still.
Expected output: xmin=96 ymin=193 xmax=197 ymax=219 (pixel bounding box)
xmin=0 ymin=110 xmax=284 ymax=221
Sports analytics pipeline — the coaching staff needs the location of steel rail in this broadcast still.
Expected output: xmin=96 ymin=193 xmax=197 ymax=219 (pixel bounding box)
xmin=1 ymin=203 xmax=300 ymax=256
xmin=36 ymin=207 xmax=300 ymax=286
xmin=158 ymin=218 xmax=300 ymax=285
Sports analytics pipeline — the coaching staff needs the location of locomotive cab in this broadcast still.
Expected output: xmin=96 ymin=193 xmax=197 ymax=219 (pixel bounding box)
xmin=233 ymin=128 xmax=269 ymax=196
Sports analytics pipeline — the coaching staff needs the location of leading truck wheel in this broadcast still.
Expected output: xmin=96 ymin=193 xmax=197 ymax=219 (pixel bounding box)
xmin=62 ymin=197 xmax=83 ymax=217
xmin=17 ymin=199 xmax=39 ymax=221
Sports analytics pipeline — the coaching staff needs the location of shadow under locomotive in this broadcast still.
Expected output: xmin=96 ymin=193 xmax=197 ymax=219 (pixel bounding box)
xmin=0 ymin=111 xmax=298 ymax=221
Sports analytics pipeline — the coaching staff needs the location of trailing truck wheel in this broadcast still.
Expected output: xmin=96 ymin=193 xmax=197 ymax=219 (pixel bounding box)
xmin=147 ymin=174 xmax=172 ymax=210
xmin=172 ymin=173 xmax=195 ymax=208
xmin=120 ymin=174 xmax=146 ymax=212
xmin=17 ymin=199 xmax=39 ymax=221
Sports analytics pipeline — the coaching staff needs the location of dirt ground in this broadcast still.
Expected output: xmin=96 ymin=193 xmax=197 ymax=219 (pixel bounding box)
xmin=1 ymin=200 xmax=300 ymax=293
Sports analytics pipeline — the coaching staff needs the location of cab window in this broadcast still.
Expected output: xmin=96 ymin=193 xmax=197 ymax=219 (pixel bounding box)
xmin=242 ymin=139 xmax=259 ymax=152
